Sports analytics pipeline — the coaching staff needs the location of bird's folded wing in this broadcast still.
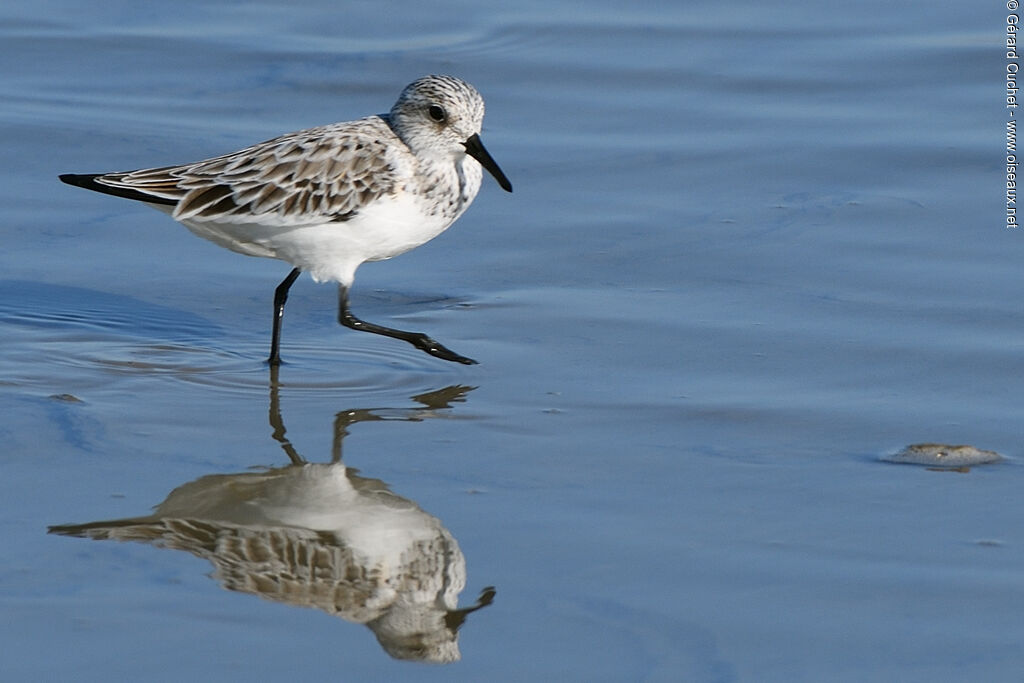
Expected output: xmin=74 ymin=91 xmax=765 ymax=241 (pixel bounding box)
xmin=86 ymin=117 xmax=402 ymax=226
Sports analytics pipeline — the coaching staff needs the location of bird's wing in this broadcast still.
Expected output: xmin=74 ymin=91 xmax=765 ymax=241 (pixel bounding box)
xmin=76 ymin=117 xmax=403 ymax=225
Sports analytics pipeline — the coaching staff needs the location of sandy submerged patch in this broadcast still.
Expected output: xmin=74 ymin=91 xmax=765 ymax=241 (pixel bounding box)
xmin=882 ymin=443 xmax=1004 ymax=468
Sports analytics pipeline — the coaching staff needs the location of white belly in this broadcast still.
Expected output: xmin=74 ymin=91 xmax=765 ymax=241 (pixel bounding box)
xmin=172 ymin=191 xmax=455 ymax=286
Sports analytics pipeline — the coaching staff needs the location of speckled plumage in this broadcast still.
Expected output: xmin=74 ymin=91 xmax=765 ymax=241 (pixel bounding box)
xmin=60 ymin=76 xmax=512 ymax=364
xmin=106 ymin=119 xmax=400 ymax=223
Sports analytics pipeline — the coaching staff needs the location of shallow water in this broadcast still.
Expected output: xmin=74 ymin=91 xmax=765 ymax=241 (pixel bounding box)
xmin=1 ymin=1 xmax=1019 ymax=681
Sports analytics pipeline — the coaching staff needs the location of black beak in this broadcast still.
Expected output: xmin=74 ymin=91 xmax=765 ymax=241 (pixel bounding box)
xmin=463 ymin=133 xmax=513 ymax=192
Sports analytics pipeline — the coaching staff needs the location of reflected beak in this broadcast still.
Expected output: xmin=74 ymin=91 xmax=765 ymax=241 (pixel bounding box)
xmin=463 ymin=133 xmax=513 ymax=192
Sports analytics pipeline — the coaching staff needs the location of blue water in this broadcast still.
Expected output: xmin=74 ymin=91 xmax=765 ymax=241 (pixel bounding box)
xmin=0 ymin=1 xmax=1017 ymax=681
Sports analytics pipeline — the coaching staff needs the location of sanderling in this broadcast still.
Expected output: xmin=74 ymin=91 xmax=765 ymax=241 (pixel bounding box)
xmin=60 ymin=75 xmax=512 ymax=366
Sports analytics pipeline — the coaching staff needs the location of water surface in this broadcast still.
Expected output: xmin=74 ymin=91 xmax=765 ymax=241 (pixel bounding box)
xmin=0 ymin=2 xmax=1018 ymax=681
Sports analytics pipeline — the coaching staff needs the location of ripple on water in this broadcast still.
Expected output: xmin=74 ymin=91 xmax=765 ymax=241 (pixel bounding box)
xmin=0 ymin=280 xmax=218 ymax=342
xmin=1 ymin=280 xmax=480 ymax=398
xmin=34 ymin=336 xmax=476 ymax=402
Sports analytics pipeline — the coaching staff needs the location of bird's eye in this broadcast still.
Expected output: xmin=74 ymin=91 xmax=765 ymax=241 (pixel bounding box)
xmin=428 ymin=105 xmax=447 ymax=122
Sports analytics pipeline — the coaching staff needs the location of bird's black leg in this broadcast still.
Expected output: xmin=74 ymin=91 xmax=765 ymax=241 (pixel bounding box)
xmin=337 ymin=284 xmax=477 ymax=364
xmin=268 ymin=268 xmax=301 ymax=366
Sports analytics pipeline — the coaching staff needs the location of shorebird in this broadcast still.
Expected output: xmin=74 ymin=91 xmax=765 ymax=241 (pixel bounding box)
xmin=60 ymin=75 xmax=512 ymax=365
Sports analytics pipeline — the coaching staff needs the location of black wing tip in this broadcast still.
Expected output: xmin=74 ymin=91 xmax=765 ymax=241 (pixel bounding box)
xmin=59 ymin=173 xmax=101 ymax=188
xmin=59 ymin=172 xmax=178 ymax=206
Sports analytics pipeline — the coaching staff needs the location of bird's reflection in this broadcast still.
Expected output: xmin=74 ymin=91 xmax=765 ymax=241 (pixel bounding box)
xmin=49 ymin=373 xmax=494 ymax=663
